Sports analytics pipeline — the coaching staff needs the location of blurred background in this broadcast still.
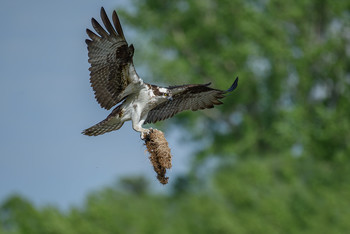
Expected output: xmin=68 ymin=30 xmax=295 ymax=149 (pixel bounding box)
xmin=1 ymin=0 xmax=350 ymax=233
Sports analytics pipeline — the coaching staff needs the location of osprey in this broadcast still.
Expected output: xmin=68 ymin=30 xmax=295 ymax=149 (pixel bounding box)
xmin=82 ymin=8 xmax=238 ymax=139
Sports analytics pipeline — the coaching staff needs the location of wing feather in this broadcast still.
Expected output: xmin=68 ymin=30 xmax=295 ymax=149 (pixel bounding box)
xmin=91 ymin=18 xmax=109 ymax=38
xmin=100 ymin=8 xmax=117 ymax=36
xmin=112 ymin=11 xmax=125 ymax=39
xmin=145 ymin=78 xmax=238 ymax=124
xmin=86 ymin=7 xmax=140 ymax=110
xmin=86 ymin=29 xmax=100 ymax=41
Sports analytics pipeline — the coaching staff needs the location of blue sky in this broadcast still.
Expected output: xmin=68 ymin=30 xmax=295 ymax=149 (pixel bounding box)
xmin=0 ymin=0 xmax=191 ymax=210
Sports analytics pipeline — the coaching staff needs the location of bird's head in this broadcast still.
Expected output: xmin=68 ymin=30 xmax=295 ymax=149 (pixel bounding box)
xmin=158 ymin=87 xmax=173 ymax=101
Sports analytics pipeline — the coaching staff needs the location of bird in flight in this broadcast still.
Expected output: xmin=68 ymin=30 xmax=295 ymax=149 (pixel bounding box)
xmin=82 ymin=7 xmax=238 ymax=139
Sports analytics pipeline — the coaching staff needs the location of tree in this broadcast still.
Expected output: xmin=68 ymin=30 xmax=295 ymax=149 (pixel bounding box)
xmin=121 ymin=0 xmax=350 ymax=162
xmin=1 ymin=0 xmax=350 ymax=233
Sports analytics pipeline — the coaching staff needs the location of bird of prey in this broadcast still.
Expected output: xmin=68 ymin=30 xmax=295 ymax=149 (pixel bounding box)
xmin=82 ymin=7 xmax=238 ymax=139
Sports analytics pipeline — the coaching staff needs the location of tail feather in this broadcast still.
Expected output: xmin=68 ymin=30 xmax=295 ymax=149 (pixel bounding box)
xmin=82 ymin=119 xmax=124 ymax=136
xmin=82 ymin=105 xmax=124 ymax=136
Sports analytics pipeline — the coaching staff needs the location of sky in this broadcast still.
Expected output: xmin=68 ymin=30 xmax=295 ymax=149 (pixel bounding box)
xmin=0 ymin=0 xmax=192 ymax=210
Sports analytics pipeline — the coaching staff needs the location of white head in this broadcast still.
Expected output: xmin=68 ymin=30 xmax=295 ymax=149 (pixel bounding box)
xmin=158 ymin=87 xmax=173 ymax=101
xmin=149 ymin=85 xmax=172 ymax=100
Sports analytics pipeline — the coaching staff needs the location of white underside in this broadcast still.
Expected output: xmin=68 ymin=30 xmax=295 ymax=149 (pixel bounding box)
xmin=116 ymin=66 xmax=166 ymax=138
xmin=118 ymin=87 xmax=161 ymax=138
xmin=91 ymin=64 xmax=167 ymax=139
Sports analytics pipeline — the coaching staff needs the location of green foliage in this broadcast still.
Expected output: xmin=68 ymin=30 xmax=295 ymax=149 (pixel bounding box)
xmin=0 ymin=195 xmax=73 ymax=234
xmin=122 ymin=0 xmax=350 ymax=162
xmin=1 ymin=158 xmax=350 ymax=233
xmin=212 ymin=156 xmax=350 ymax=233
xmin=2 ymin=0 xmax=350 ymax=233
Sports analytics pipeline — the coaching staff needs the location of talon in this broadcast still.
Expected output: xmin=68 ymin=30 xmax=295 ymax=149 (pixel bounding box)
xmin=141 ymin=130 xmax=150 ymax=140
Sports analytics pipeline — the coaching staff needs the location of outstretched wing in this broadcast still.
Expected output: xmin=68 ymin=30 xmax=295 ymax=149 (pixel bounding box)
xmin=145 ymin=77 xmax=238 ymax=124
xmin=86 ymin=7 xmax=140 ymax=110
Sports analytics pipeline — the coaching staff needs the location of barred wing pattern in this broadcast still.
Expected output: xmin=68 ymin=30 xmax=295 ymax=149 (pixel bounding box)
xmin=145 ymin=77 xmax=239 ymax=124
xmin=86 ymin=7 xmax=135 ymax=110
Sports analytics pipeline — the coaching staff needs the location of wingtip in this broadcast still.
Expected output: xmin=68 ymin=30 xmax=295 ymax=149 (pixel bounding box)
xmin=100 ymin=8 xmax=104 ymax=17
xmin=112 ymin=9 xmax=125 ymax=39
xmin=91 ymin=17 xmax=97 ymax=25
xmin=226 ymin=77 xmax=238 ymax=93
xmin=100 ymin=7 xmax=107 ymax=18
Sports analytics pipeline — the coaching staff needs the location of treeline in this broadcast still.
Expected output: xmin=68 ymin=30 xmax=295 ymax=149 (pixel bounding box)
xmin=1 ymin=157 xmax=350 ymax=233
xmin=1 ymin=0 xmax=350 ymax=233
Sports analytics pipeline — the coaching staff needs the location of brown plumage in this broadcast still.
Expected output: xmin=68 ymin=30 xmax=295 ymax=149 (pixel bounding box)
xmin=86 ymin=7 xmax=134 ymax=110
xmin=82 ymin=7 xmax=239 ymax=138
xmin=145 ymin=80 xmax=238 ymax=124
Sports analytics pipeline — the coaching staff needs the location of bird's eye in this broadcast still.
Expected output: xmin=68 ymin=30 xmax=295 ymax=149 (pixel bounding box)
xmin=164 ymin=93 xmax=168 ymax=96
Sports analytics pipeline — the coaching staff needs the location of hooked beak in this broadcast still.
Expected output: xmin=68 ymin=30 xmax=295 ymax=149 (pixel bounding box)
xmin=167 ymin=96 xmax=173 ymax=101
